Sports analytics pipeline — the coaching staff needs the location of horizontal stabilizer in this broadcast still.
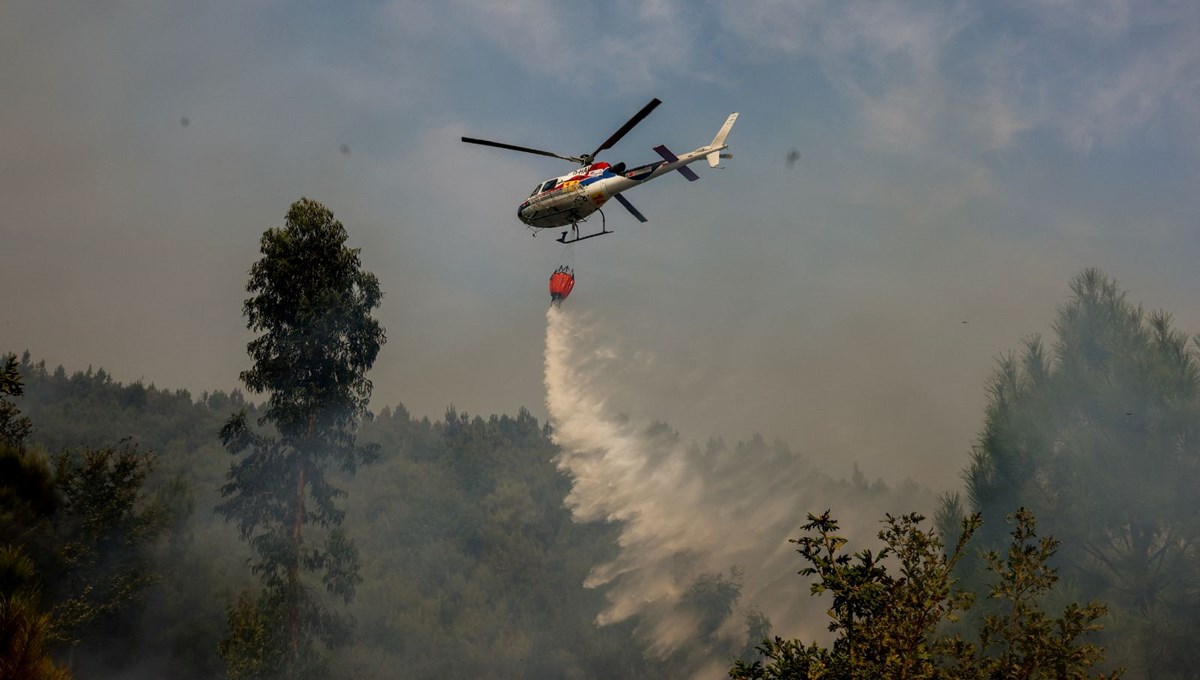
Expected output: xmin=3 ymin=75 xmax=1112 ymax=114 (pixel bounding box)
xmin=653 ymin=145 xmax=700 ymax=181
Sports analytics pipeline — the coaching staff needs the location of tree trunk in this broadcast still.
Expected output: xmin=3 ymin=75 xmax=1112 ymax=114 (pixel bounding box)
xmin=289 ymin=462 xmax=303 ymax=675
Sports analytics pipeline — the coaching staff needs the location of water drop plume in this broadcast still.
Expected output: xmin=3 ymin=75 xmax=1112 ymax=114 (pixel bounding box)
xmin=544 ymin=306 xmax=931 ymax=674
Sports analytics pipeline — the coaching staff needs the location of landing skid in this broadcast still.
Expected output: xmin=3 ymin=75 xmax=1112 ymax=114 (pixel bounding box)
xmin=556 ymin=209 xmax=612 ymax=244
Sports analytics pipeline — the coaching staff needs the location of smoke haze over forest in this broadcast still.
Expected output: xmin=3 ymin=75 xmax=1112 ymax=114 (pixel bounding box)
xmin=5 ymin=0 xmax=1200 ymax=493
xmin=4 ymin=1 xmax=1200 ymax=678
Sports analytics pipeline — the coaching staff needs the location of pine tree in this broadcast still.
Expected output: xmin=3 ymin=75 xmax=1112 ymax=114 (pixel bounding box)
xmin=947 ymin=269 xmax=1200 ymax=678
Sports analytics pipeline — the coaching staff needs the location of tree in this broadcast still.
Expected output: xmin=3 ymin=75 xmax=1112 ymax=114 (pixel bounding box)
xmin=217 ymin=197 xmax=385 ymax=679
xmin=0 ymin=362 xmax=67 ymax=680
xmin=1 ymin=355 xmax=32 ymax=449
xmin=0 ymin=546 xmax=71 ymax=680
xmin=731 ymin=509 xmax=1117 ymax=680
xmin=731 ymin=511 xmax=978 ymax=680
xmin=949 ymin=269 xmax=1200 ymax=678
xmin=2 ymin=357 xmax=168 ymax=677
xmin=0 ymin=356 xmax=50 ymax=550
xmin=683 ymin=568 xmax=744 ymax=645
xmin=973 ymin=509 xmax=1115 ymax=680
xmin=49 ymin=443 xmax=166 ymax=651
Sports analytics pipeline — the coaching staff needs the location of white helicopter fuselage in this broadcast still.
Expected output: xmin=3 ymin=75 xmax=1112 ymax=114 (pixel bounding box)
xmin=517 ymin=114 xmax=737 ymax=231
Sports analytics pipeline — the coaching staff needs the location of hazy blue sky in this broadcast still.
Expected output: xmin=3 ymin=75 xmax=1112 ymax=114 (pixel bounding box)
xmin=3 ymin=0 xmax=1198 ymax=489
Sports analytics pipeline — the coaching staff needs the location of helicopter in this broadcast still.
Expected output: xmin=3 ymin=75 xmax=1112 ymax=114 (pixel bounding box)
xmin=462 ymin=99 xmax=738 ymax=244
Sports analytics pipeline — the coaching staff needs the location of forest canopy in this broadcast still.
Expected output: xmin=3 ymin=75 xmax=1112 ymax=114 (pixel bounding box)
xmin=2 ymin=268 xmax=1197 ymax=679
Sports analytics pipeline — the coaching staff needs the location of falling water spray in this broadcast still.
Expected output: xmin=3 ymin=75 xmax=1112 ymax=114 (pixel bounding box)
xmin=543 ymin=305 xmax=932 ymax=676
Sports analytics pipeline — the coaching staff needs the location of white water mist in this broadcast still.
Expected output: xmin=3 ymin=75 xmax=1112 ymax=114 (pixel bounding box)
xmin=544 ymin=305 xmax=932 ymax=676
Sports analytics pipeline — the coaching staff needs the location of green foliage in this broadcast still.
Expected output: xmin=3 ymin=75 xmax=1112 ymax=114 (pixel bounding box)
xmin=739 ymin=609 xmax=773 ymax=665
xmin=0 ymin=444 xmax=58 ymax=550
xmin=683 ymin=569 xmax=744 ymax=644
xmin=8 ymin=349 xmax=952 ymax=680
xmin=1 ymin=355 xmax=33 ymax=448
xmin=238 ymin=196 xmax=384 ymax=447
xmin=218 ymin=591 xmax=286 ymax=680
xmin=217 ymin=198 xmax=385 ymax=678
xmin=1 ymin=360 xmax=169 ymax=677
xmin=49 ymin=443 xmax=166 ymax=647
xmin=732 ymin=510 xmax=979 ymax=680
xmin=11 ymin=358 xmax=675 ymax=678
xmin=0 ymin=594 xmax=71 ymax=680
xmin=951 ymin=269 xmax=1200 ymax=678
xmin=341 ymin=405 xmax=669 ymax=679
xmin=0 ymin=363 xmax=67 ymax=680
xmin=5 ymin=354 xmax=231 ymax=464
xmin=974 ymin=509 xmax=1114 ymax=680
xmin=0 ymin=547 xmax=71 ymax=680
xmin=731 ymin=509 xmax=1117 ymax=680
xmin=6 ymin=355 xmax=246 ymax=678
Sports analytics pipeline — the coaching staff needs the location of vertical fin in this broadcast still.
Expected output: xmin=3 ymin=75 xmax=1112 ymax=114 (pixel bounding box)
xmin=707 ymin=112 xmax=739 ymax=167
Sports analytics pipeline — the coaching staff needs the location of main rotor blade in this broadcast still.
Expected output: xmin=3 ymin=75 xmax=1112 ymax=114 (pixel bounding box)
xmin=613 ymin=193 xmax=647 ymax=223
xmin=461 ymin=137 xmax=582 ymax=163
xmin=588 ymin=98 xmax=661 ymax=161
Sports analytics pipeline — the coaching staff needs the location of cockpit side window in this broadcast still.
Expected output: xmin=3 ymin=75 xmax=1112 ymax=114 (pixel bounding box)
xmin=541 ymin=180 xmax=557 ymax=193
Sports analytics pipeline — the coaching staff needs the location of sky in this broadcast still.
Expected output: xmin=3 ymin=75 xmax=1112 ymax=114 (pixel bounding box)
xmin=3 ymin=0 xmax=1199 ymax=492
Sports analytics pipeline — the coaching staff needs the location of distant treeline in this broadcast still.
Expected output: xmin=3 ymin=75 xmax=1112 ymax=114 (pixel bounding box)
xmin=3 ymin=352 xmax=936 ymax=679
xmin=5 ymin=356 xmax=661 ymax=679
